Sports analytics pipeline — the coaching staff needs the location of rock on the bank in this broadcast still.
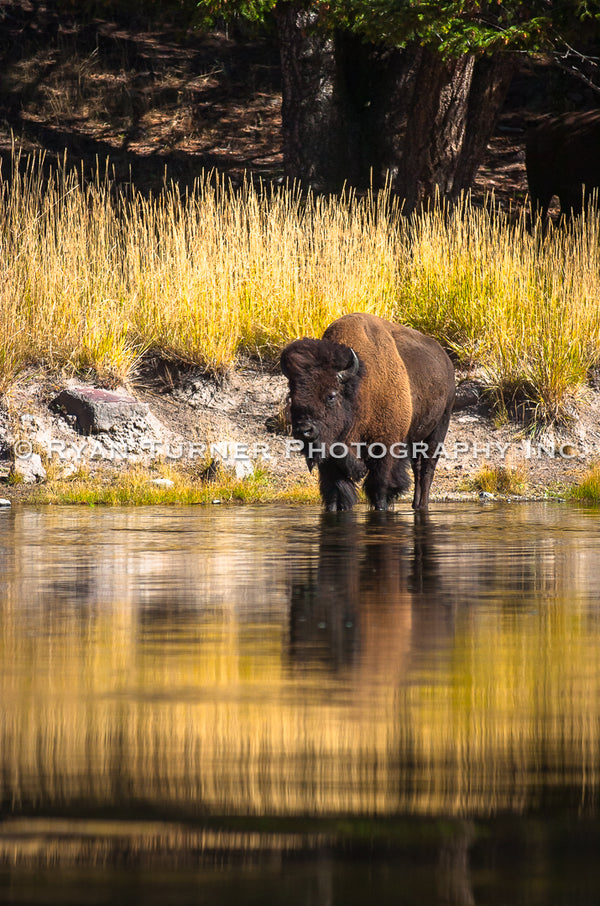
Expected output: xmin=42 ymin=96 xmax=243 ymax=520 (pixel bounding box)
xmin=149 ymin=478 xmax=175 ymax=488
xmin=52 ymin=387 xmax=149 ymax=434
xmin=210 ymin=442 xmax=255 ymax=480
xmin=11 ymin=452 xmax=47 ymax=483
xmin=454 ymin=380 xmax=483 ymax=411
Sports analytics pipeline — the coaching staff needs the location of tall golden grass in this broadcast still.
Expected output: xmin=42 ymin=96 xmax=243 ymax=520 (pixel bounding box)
xmin=2 ymin=153 xmax=600 ymax=420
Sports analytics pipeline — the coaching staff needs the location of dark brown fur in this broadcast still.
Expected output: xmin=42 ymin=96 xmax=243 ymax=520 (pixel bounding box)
xmin=526 ymin=110 xmax=600 ymax=219
xmin=280 ymin=312 xmax=455 ymax=511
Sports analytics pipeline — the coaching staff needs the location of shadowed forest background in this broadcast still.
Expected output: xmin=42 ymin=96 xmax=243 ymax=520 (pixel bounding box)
xmin=0 ymin=0 xmax=598 ymax=205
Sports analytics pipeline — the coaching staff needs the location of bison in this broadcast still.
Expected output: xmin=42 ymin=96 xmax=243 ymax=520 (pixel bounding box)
xmin=526 ymin=110 xmax=600 ymax=219
xmin=280 ymin=312 xmax=455 ymax=511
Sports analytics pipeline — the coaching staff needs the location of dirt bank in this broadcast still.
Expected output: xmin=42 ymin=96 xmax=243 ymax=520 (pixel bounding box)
xmin=1 ymin=362 xmax=598 ymax=505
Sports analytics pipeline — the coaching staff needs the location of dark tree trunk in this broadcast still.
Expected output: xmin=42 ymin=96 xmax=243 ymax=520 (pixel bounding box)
xmin=352 ymin=42 xmax=478 ymax=210
xmin=451 ymin=53 xmax=517 ymax=193
xmin=274 ymin=2 xmax=516 ymax=208
xmin=274 ymin=4 xmax=360 ymax=190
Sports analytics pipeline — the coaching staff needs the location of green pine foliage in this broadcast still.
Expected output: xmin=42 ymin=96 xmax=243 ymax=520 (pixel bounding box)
xmin=195 ymin=0 xmax=600 ymax=57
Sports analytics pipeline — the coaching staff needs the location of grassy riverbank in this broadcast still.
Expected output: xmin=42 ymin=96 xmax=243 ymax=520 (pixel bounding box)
xmin=10 ymin=462 xmax=597 ymax=506
xmin=2 ymin=155 xmax=600 ymax=424
xmin=24 ymin=464 xmax=321 ymax=507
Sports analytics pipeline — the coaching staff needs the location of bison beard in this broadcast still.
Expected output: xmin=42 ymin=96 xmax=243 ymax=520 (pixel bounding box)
xmin=281 ymin=313 xmax=455 ymax=512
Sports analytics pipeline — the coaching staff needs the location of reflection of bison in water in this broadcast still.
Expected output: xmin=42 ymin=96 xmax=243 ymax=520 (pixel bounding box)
xmin=526 ymin=110 xmax=600 ymax=219
xmin=280 ymin=312 xmax=455 ymax=511
xmin=289 ymin=511 xmax=456 ymax=681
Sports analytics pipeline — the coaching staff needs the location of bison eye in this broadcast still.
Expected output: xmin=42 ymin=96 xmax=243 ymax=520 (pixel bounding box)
xmin=326 ymin=390 xmax=338 ymax=406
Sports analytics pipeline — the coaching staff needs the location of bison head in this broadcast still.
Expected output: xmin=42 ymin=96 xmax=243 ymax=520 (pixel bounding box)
xmin=280 ymin=338 xmax=364 ymax=466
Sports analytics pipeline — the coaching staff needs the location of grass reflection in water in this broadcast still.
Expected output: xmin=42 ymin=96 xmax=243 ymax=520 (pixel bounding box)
xmin=1 ymin=503 xmax=599 ymax=827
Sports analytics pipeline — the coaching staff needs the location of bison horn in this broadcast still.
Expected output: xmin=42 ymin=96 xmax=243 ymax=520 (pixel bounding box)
xmin=337 ymin=348 xmax=360 ymax=383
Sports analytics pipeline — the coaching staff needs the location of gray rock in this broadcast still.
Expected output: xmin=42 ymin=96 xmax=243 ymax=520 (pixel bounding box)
xmin=11 ymin=452 xmax=46 ymax=483
xmin=52 ymin=387 xmax=148 ymax=435
xmin=454 ymin=380 xmax=483 ymax=411
xmin=211 ymin=443 xmax=254 ymax=479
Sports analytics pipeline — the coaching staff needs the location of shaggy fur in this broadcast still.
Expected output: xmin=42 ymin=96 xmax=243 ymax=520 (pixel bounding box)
xmin=280 ymin=312 xmax=455 ymax=511
xmin=526 ymin=110 xmax=600 ymax=219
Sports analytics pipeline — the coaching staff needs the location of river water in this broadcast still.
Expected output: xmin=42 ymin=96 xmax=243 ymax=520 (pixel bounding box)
xmin=1 ymin=502 xmax=600 ymax=904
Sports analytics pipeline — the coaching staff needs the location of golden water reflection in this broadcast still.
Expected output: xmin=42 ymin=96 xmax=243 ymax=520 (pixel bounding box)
xmin=2 ymin=503 xmax=600 ymax=824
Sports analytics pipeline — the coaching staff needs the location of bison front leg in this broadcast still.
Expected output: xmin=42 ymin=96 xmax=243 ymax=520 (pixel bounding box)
xmin=363 ymin=457 xmax=393 ymax=511
xmin=318 ymin=460 xmax=358 ymax=511
xmin=364 ymin=455 xmax=410 ymax=510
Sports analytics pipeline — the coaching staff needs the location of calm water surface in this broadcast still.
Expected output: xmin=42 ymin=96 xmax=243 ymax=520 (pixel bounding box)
xmin=2 ymin=502 xmax=600 ymax=904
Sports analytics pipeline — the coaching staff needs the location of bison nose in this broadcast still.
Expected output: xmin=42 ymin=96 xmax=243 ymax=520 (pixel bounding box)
xmin=296 ymin=420 xmax=317 ymax=441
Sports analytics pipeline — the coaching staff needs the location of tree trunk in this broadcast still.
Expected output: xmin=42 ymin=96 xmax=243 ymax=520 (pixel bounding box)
xmin=452 ymin=53 xmax=517 ymax=193
xmin=274 ymin=4 xmax=360 ymax=190
xmin=274 ymin=3 xmax=516 ymax=208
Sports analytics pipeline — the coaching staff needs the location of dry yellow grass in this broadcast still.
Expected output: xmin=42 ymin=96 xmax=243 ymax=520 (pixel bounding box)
xmin=2 ymin=154 xmax=600 ymax=421
xmin=467 ymin=463 xmax=529 ymax=496
xmin=569 ymin=463 xmax=600 ymax=502
xmin=28 ymin=462 xmax=320 ymax=506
